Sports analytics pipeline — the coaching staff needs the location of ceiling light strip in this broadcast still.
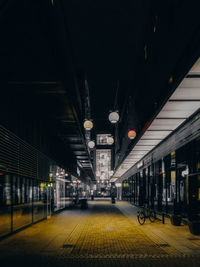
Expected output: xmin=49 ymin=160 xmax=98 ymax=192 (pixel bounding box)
xmin=113 ymin=61 xmax=200 ymax=179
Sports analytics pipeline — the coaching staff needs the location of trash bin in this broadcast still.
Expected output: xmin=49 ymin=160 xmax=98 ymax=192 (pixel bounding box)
xmin=80 ymin=199 xmax=88 ymax=209
xmin=111 ymin=197 xmax=115 ymax=204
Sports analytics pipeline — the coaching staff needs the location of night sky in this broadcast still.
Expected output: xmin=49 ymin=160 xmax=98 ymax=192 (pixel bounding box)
xmin=0 ymin=0 xmax=200 ymax=135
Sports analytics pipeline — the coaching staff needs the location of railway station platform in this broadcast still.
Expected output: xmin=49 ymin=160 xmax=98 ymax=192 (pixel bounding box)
xmin=0 ymin=200 xmax=200 ymax=267
xmin=1 ymin=3 xmax=200 ymax=267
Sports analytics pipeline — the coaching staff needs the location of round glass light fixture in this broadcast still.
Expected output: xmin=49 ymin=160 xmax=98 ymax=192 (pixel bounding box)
xmin=128 ymin=129 xmax=136 ymax=139
xmin=107 ymin=136 xmax=114 ymax=145
xmin=88 ymin=140 xmax=95 ymax=149
xmin=108 ymin=111 xmax=119 ymax=123
xmin=83 ymin=120 xmax=93 ymax=130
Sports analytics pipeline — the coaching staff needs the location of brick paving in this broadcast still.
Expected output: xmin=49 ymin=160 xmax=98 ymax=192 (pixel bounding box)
xmin=0 ymin=200 xmax=200 ymax=267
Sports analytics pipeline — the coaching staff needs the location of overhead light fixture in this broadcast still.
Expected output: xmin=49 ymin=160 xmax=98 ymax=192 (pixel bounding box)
xmin=108 ymin=111 xmax=119 ymax=124
xmin=88 ymin=140 xmax=95 ymax=149
xmin=107 ymin=136 xmax=114 ymax=145
xmin=128 ymin=129 xmax=136 ymax=139
xmin=83 ymin=119 xmax=93 ymax=130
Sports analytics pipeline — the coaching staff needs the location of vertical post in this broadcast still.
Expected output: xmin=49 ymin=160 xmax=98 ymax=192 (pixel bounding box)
xmin=162 ymin=213 xmax=165 ymax=224
xmin=32 ymin=179 xmax=34 ymax=223
xmin=119 ymin=185 xmax=122 ymax=200
xmin=49 ymin=185 xmax=51 ymax=217
xmin=11 ymin=174 xmax=13 ymax=233
xmin=47 ymin=184 xmax=49 ymax=219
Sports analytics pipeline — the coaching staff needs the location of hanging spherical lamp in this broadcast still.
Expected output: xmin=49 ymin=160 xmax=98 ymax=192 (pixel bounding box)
xmin=88 ymin=140 xmax=95 ymax=149
xmin=83 ymin=120 xmax=93 ymax=130
xmin=108 ymin=111 xmax=119 ymax=124
xmin=107 ymin=136 xmax=114 ymax=145
xmin=128 ymin=129 xmax=136 ymax=139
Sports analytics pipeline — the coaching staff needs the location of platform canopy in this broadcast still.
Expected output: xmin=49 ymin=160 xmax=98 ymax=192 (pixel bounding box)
xmin=113 ymin=59 xmax=200 ymax=179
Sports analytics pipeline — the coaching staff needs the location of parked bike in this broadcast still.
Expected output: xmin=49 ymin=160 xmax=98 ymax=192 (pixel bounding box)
xmin=137 ymin=207 xmax=156 ymax=225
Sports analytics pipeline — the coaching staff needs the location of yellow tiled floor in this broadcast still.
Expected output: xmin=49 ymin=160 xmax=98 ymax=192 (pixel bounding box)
xmin=0 ymin=200 xmax=200 ymax=267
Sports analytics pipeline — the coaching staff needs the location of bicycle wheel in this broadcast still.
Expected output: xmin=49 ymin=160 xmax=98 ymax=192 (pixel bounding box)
xmin=149 ymin=211 xmax=156 ymax=222
xmin=137 ymin=211 xmax=146 ymax=225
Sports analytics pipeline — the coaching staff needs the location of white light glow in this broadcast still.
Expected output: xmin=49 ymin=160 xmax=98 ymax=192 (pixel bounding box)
xmin=137 ymin=139 xmax=161 ymax=146
xmin=88 ymin=140 xmax=95 ymax=149
xmin=170 ymin=88 xmax=200 ymax=100
xmin=129 ymin=151 xmax=147 ymax=156
xmin=109 ymin=170 xmax=114 ymax=176
xmin=179 ymin=77 xmax=200 ymax=88
xmin=134 ymin=145 xmax=155 ymax=151
xmin=157 ymin=101 xmax=200 ymax=118
xmin=108 ymin=112 xmax=119 ymax=123
xmin=84 ymin=120 xmax=93 ymax=130
xmin=107 ymin=136 xmax=114 ymax=145
xmin=149 ymin=119 xmax=185 ymax=130
xmin=141 ymin=130 xmax=172 ymax=140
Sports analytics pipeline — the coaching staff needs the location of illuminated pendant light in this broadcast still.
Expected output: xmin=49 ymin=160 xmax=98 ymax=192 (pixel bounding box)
xmin=108 ymin=111 xmax=119 ymax=124
xmin=128 ymin=129 xmax=136 ymax=139
xmin=107 ymin=136 xmax=114 ymax=145
xmin=83 ymin=119 xmax=93 ymax=130
xmin=88 ymin=140 xmax=95 ymax=149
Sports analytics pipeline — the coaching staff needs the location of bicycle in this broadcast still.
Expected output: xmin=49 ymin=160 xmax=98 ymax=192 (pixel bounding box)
xmin=137 ymin=207 xmax=156 ymax=225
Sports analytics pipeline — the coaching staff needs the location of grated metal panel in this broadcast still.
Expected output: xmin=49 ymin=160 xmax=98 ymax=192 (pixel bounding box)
xmin=0 ymin=125 xmax=53 ymax=180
